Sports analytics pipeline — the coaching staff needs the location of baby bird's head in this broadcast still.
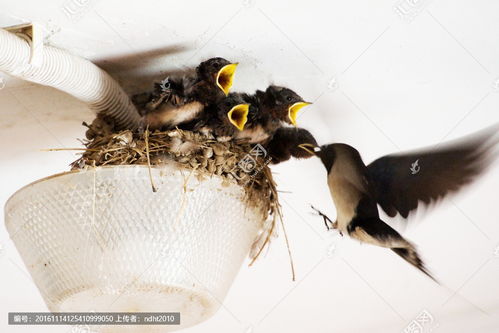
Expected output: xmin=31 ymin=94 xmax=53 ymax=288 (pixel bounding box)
xmin=263 ymin=86 xmax=311 ymax=126
xmin=217 ymin=94 xmax=250 ymax=131
xmin=197 ymin=57 xmax=238 ymax=96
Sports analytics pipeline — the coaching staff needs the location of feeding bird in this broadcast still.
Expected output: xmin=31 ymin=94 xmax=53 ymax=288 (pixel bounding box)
xmin=300 ymin=126 xmax=499 ymax=279
xmin=229 ymin=86 xmax=311 ymax=144
xmin=266 ymin=126 xmax=318 ymax=164
xmin=142 ymin=57 xmax=238 ymax=130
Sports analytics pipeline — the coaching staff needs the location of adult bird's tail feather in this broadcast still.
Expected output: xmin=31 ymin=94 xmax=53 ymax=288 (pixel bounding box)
xmin=391 ymin=247 xmax=438 ymax=283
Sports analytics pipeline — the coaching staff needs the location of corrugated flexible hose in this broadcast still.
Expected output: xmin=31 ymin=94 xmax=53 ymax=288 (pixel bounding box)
xmin=0 ymin=28 xmax=141 ymax=130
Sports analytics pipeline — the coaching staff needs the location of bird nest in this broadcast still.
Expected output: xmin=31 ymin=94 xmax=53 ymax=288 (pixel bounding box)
xmin=69 ymin=116 xmax=284 ymax=267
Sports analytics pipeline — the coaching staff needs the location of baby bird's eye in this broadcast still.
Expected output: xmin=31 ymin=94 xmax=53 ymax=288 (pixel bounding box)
xmin=225 ymin=102 xmax=231 ymax=107
xmin=212 ymin=62 xmax=219 ymax=68
xmin=286 ymin=96 xmax=293 ymax=102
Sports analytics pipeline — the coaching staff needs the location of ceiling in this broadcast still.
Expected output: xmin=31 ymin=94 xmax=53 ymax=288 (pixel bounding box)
xmin=1 ymin=0 xmax=499 ymax=332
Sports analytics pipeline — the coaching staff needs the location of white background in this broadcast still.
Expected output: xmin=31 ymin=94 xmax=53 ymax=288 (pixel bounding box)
xmin=1 ymin=0 xmax=499 ymax=332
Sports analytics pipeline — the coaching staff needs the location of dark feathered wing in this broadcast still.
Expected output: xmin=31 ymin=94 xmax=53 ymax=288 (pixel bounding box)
xmin=367 ymin=125 xmax=498 ymax=218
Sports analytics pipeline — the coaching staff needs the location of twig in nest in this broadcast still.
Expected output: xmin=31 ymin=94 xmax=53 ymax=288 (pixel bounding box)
xmin=272 ymin=172 xmax=296 ymax=281
xmin=249 ymin=168 xmax=296 ymax=281
xmin=278 ymin=208 xmax=295 ymax=281
xmin=182 ymin=167 xmax=198 ymax=194
xmin=41 ymin=148 xmax=90 ymax=151
xmin=144 ymin=127 xmax=158 ymax=192
xmin=249 ymin=214 xmax=276 ymax=267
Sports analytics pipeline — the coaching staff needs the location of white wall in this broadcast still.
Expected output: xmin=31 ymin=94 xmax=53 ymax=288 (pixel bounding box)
xmin=1 ymin=0 xmax=499 ymax=332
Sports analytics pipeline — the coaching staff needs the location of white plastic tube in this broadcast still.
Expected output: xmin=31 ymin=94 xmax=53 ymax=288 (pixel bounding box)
xmin=0 ymin=28 xmax=141 ymax=130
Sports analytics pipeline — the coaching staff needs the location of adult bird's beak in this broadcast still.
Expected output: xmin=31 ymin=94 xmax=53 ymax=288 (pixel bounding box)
xmin=288 ymin=102 xmax=311 ymax=126
xmin=298 ymin=143 xmax=321 ymax=156
xmin=216 ymin=63 xmax=238 ymax=96
xmin=227 ymin=103 xmax=249 ymax=131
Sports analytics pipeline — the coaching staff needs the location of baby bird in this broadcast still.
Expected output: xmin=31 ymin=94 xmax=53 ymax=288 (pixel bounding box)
xmin=143 ymin=57 xmax=238 ymax=130
xmin=259 ymin=85 xmax=311 ymax=127
xmin=300 ymin=125 xmax=499 ymax=279
xmin=231 ymin=86 xmax=311 ymax=143
xmin=195 ymin=94 xmax=250 ymax=140
xmin=266 ymin=127 xmax=318 ymax=164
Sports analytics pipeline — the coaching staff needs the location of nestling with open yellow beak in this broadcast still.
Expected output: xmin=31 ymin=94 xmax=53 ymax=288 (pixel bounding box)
xmin=142 ymin=57 xmax=238 ymax=130
xmin=193 ymin=93 xmax=250 ymax=141
xmin=229 ymin=86 xmax=311 ymax=144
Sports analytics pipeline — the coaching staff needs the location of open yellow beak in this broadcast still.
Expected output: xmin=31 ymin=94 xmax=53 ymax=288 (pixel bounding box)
xmin=298 ymin=143 xmax=319 ymax=155
xmin=227 ymin=103 xmax=249 ymax=131
xmin=216 ymin=63 xmax=238 ymax=96
xmin=288 ymin=102 xmax=311 ymax=126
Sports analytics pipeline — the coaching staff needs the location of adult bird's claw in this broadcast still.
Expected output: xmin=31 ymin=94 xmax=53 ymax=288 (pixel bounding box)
xmin=310 ymin=205 xmax=336 ymax=231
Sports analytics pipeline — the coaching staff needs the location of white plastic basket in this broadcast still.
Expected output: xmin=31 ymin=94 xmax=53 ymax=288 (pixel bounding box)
xmin=4 ymin=165 xmax=265 ymax=332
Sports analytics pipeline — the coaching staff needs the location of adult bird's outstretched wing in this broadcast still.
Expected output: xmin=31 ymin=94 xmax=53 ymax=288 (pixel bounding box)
xmin=367 ymin=125 xmax=499 ymax=218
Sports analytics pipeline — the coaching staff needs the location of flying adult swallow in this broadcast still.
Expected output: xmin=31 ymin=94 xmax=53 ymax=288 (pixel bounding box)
xmin=300 ymin=126 xmax=499 ymax=279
